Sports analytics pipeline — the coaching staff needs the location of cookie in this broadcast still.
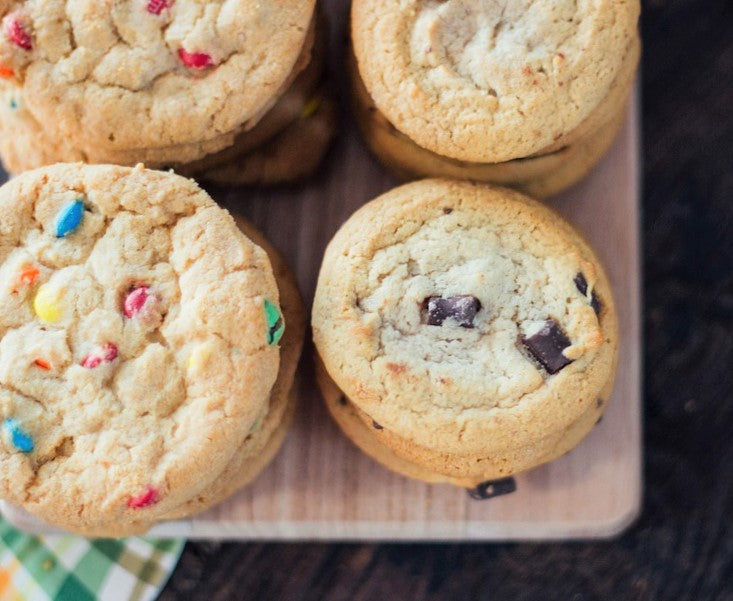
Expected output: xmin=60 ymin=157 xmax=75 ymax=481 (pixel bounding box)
xmin=351 ymin=0 xmax=640 ymax=163
xmin=0 ymin=8 xmax=320 ymax=173
xmin=179 ymin=12 xmax=328 ymax=176
xmin=201 ymin=87 xmax=337 ymax=186
xmin=0 ymin=0 xmax=316 ymax=159
xmin=317 ymin=356 xmax=452 ymax=485
xmin=0 ymin=163 xmax=284 ymax=535
xmin=65 ymin=217 xmax=305 ymax=534
xmin=349 ymin=40 xmax=637 ymax=197
xmin=163 ymin=217 xmax=305 ymax=520
xmin=313 ymin=179 xmax=619 ymax=483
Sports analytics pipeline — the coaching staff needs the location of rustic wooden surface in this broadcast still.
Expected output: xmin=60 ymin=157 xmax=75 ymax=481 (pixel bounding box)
xmin=157 ymin=0 xmax=733 ymax=598
xmin=0 ymin=0 xmax=642 ymax=542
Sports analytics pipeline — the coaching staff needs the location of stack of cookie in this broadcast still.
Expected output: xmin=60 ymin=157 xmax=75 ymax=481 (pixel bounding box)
xmin=350 ymin=0 xmax=640 ymax=198
xmin=313 ymin=180 xmax=618 ymax=489
xmin=0 ymin=0 xmax=335 ymax=185
xmin=0 ymin=164 xmax=304 ymax=536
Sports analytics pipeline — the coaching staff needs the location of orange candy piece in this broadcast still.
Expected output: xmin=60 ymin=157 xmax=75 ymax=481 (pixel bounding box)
xmin=20 ymin=266 xmax=39 ymax=285
xmin=0 ymin=65 xmax=14 ymax=79
xmin=11 ymin=265 xmax=40 ymax=294
xmin=34 ymin=358 xmax=51 ymax=370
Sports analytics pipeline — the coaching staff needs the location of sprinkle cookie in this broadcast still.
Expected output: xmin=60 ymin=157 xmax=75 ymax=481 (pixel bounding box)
xmin=0 ymin=163 xmax=283 ymax=534
xmin=313 ymin=179 xmax=619 ymax=485
xmin=0 ymin=0 xmax=316 ymax=158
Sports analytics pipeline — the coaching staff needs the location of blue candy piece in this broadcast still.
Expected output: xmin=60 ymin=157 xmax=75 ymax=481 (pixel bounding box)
xmin=3 ymin=418 xmax=34 ymax=453
xmin=55 ymin=199 xmax=85 ymax=238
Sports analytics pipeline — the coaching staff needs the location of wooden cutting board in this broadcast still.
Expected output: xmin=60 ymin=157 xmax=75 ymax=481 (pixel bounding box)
xmin=0 ymin=1 xmax=641 ymax=541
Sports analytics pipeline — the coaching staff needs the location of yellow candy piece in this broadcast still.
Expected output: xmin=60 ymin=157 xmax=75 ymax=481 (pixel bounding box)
xmin=300 ymin=96 xmax=321 ymax=120
xmin=33 ymin=284 xmax=62 ymax=323
xmin=187 ymin=343 xmax=212 ymax=374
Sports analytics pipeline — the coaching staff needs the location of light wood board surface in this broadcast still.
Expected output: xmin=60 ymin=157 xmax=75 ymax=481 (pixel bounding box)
xmin=1 ymin=1 xmax=641 ymax=541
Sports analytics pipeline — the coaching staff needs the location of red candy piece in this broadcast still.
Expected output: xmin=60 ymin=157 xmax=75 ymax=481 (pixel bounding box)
xmin=127 ymin=486 xmax=159 ymax=509
xmin=123 ymin=286 xmax=151 ymax=318
xmin=81 ymin=342 xmax=118 ymax=369
xmin=34 ymin=358 xmax=50 ymax=370
xmin=3 ymin=14 xmax=32 ymax=50
xmin=102 ymin=342 xmax=119 ymax=362
xmin=81 ymin=354 xmax=102 ymax=369
xmin=146 ymin=0 xmax=171 ymax=15
xmin=178 ymin=48 xmax=214 ymax=69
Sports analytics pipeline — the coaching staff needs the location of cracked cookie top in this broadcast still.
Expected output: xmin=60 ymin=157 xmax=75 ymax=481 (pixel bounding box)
xmin=0 ymin=163 xmax=282 ymax=531
xmin=313 ymin=179 xmax=618 ymax=456
xmin=0 ymin=0 xmax=315 ymax=154
xmin=351 ymin=0 xmax=639 ymax=162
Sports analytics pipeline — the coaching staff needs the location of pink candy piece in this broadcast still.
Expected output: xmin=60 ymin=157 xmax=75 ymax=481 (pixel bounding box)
xmin=3 ymin=14 xmax=32 ymax=50
xmin=146 ymin=0 xmax=170 ymax=15
xmin=123 ymin=286 xmax=151 ymax=318
xmin=127 ymin=486 xmax=159 ymax=509
xmin=81 ymin=342 xmax=118 ymax=369
xmin=178 ymin=48 xmax=214 ymax=69
xmin=102 ymin=343 xmax=119 ymax=362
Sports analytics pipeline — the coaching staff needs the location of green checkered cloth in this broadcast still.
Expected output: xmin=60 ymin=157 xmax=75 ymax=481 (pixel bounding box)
xmin=0 ymin=515 xmax=184 ymax=601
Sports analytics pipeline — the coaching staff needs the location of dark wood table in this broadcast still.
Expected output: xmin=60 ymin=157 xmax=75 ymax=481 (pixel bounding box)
xmin=158 ymin=1 xmax=733 ymax=599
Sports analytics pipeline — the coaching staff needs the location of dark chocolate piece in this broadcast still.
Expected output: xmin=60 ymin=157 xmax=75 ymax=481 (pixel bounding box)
xmin=574 ymin=272 xmax=602 ymax=316
xmin=522 ymin=319 xmax=573 ymax=374
xmin=467 ymin=477 xmax=517 ymax=500
xmin=443 ymin=207 xmax=453 ymax=214
xmin=425 ymin=295 xmax=481 ymax=328
xmin=372 ymin=420 xmax=383 ymax=430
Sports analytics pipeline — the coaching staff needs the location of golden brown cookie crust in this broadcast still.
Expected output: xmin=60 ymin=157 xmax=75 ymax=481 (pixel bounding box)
xmin=201 ymin=87 xmax=337 ymax=186
xmin=162 ymin=217 xmax=305 ymax=520
xmin=0 ymin=163 xmax=283 ymax=533
xmin=313 ymin=180 xmax=619 ymax=468
xmin=352 ymin=0 xmax=640 ymax=162
xmin=0 ymin=11 xmax=321 ymax=173
xmin=0 ymin=0 xmax=317 ymax=154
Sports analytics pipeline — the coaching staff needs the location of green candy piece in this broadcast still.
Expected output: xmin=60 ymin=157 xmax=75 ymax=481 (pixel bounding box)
xmin=264 ymin=299 xmax=284 ymax=345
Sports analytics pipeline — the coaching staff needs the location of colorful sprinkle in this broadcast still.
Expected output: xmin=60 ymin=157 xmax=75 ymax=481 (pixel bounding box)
xmin=146 ymin=0 xmax=171 ymax=15
xmin=0 ymin=65 xmax=13 ymax=79
xmin=9 ymin=98 xmax=17 ymax=109
xmin=34 ymin=358 xmax=51 ymax=370
xmin=11 ymin=264 xmax=39 ymax=294
xmin=3 ymin=418 xmax=34 ymax=453
xmin=123 ymin=286 xmax=151 ymax=318
xmin=177 ymin=48 xmax=214 ymax=69
xmin=55 ymin=199 xmax=85 ymax=238
xmin=301 ymin=96 xmax=321 ymax=120
xmin=20 ymin=265 xmax=39 ymax=285
xmin=81 ymin=342 xmax=118 ymax=369
xmin=264 ymin=299 xmax=284 ymax=345
xmin=187 ymin=343 xmax=211 ymax=374
xmin=3 ymin=14 xmax=32 ymax=50
xmin=127 ymin=486 xmax=159 ymax=509
xmin=33 ymin=283 xmax=62 ymax=323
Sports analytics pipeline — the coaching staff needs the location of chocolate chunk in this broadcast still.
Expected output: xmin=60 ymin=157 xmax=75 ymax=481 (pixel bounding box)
xmin=522 ymin=319 xmax=573 ymax=374
xmin=443 ymin=207 xmax=453 ymax=214
xmin=425 ymin=295 xmax=481 ymax=328
xmin=574 ymin=272 xmax=602 ymax=316
xmin=467 ymin=477 xmax=517 ymax=500
xmin=372 ymin=420 xmax=383 ymax=430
